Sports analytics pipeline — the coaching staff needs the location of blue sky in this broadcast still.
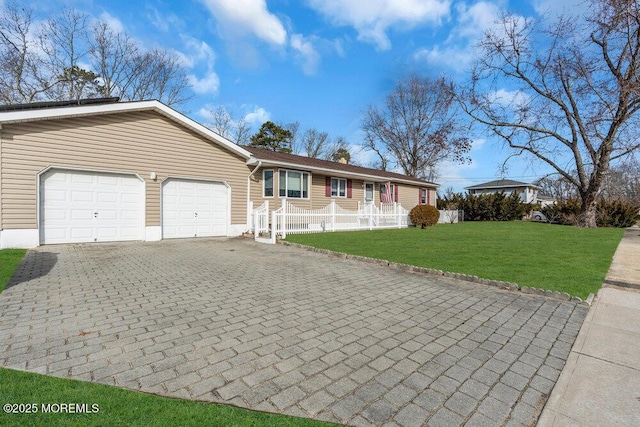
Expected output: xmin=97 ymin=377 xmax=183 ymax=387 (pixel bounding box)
xmin=25 ymin=0 xmax=586 ymax=192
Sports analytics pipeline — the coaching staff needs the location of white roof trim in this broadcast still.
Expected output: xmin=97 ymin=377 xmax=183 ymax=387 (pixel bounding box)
xmin=247 ymin=158 xmax=440 ymax=188
xmin=0 ymin=100 xmax=252 ymax=159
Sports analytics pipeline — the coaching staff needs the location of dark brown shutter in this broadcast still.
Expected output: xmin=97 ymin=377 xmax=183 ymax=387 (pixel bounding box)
xmin=347 ymin=179 xmax=352 ymax=198
xmin=394 ymin=185 xmax=399 ymax=202
xmin=325 ymin=176 xmax=331 ymax=197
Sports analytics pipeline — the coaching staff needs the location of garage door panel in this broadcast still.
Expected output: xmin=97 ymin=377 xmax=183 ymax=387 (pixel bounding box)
xmin=162 ymin=178 xmax=228 ymax=239
xmin=41 ymin=170 xmax=144 ymax=244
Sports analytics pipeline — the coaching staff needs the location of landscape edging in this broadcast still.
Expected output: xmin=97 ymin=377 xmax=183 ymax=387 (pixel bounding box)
xmin=279 ymin=241 xmax=593 ymax=306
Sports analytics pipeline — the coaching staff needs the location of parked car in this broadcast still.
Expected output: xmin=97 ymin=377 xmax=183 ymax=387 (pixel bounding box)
xmin=532 ymin=211 xmax=547 ymax=221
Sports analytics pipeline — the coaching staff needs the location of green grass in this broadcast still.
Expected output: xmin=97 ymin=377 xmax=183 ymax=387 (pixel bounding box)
xmin=0 ymin=368 xmax=333 ymax=427
xmin=0 ymin=249 xmax=26 ymax=293
xmin=285 ymin=222 xmax=624 ymax=299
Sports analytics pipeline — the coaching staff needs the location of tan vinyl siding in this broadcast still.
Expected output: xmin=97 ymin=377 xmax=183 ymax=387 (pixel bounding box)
xmin=1 ymin=111 xmax=249 ymax=229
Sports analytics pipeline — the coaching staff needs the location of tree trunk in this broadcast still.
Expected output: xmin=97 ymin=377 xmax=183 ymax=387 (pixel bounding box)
xmin=580 ymin=192 xmax=598 ymax=228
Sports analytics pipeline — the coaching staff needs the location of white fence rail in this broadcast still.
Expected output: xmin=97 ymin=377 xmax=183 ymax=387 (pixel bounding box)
xmin=254 ymin=200 xmax=410 ymax=244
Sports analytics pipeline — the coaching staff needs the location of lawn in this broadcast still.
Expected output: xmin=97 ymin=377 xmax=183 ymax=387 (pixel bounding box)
xmin=284 ymin=221 xmax=624 ymax=299
xmin=0 ymin=368 xmax=334 ymax=427
xmin=0 ymin=249 xmax=26 ymax=293
xmin=0 ymin=249 xmax=332 ymax=427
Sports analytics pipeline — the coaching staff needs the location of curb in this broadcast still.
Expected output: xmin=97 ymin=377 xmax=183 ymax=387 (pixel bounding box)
xmin=280 ymin=241 xmax=593 ymax=306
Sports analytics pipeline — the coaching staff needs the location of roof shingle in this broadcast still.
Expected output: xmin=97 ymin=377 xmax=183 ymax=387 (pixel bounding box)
xmin=244 ymin=146 xmax=437 ymax=187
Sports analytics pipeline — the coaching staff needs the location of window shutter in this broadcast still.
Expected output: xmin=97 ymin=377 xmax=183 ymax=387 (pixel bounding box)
xmin=418 ymin=188 xmax=422 ymax=204
xmin=325 ymin=176 xmax=331 ymax=197
xmin=395 ymin=185 xmax=399 ymax=202
xmin=347 ymin=179 xmax=352 ymax=198
xmin=427 ymin=189 xmax=431 ymax=205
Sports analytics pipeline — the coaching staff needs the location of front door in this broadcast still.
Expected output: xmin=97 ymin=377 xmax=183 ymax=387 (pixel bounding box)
xmin=364 ymin=182 xmax=374 ymax=203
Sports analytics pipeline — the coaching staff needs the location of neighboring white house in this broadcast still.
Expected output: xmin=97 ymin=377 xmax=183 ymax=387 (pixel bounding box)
xmin=465 ymin=179 xmax=541 ymax=204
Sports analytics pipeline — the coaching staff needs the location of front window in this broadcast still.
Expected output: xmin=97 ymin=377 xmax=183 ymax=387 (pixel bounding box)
xmin=263 ymin=170 xmax=274 ymax=197
xmin=331 ymin=178 xmax=347 ymax=197
xmin=279 ymin=170 xmax=309 ymax=198
xmin=420 ymin=188 xmax=428 ymax=204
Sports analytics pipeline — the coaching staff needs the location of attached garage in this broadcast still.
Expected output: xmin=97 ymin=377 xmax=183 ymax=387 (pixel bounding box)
xmin=40 ymin=169 xmax=145 ymax=244
xmin=0 ymin=99 xmax=254 ymax=249
xmin=161 ymin=178 xmax=229 ymax=239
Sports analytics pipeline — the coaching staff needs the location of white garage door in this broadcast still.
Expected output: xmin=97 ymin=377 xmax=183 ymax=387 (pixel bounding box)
xmin=40 ymin=169 xmax=145 ymax=244
xmin=162 ymin=179 xmax=228 ymax=239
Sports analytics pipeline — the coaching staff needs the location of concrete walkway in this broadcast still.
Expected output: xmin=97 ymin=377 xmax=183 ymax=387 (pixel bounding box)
xmin=539 ymin=227 xmax=640 ymax=426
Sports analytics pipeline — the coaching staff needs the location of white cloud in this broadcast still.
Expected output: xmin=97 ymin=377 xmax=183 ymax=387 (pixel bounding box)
xmin=180 ymin=36 xmax=216 ymax=68
xmin=413 ymin=45 xmax=474 ymax=70
xmin=98 ymin=12 xmax=125 ymax=34
xmin=176 ymin=36 xmax=219 ymax=95
xmin=146 ymin=7 xmax=184 ymax=32
xmin=189 ymin=71 xmax=220 ymax=94
xmin=200 ymin=0 xmax=287 ymax=46
xmin=306 ymin=0 xmax=451 ymax=50
xmin=490 ymin=88 xmax=530 ymax=108
xmin=452 ymin=1 xmax=501 ymax=41
xmin=242 ymin=105 xmax=270 ymax=126
xmin=290 ymin=34 xmax=321 ymax=76
xmin=413 ymin=1 xmax=520 ymax=72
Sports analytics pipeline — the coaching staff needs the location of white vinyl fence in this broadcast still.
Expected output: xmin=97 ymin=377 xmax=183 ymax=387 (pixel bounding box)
xmin=438 ymin=210 xmax=460 ymax=223
xmin=252 ymin=200 xmax=410 ymax=244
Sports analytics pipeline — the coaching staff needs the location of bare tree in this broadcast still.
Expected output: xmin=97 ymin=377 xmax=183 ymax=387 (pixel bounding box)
xmin=37 ymin=8 xmax=111 ymax=101
xmin=534 ymin=175 xmax=579 ymax=201
xmin=0 ymin=3 xmax=192 ymax=106
xmin=208 ymin=105 xmax=233 ymax=137
xmin=599 ymin=158 xmax=640 ymax=204
xmin=204 ymin=105 xmax=251 ymax=144
xmin=0 ymin=1 xmax=54 ymax=103
xmin=302 ymin=128 xmax=330 ymax=157
xmin=90 ymin=21 xmax=139 ymax=98
xmin=128 ymin=49 xmax=190 ymax=105
xmin=461 ymin=1 xmax=640 ymax=227
xmin=362 ymin=74 xmax=472 ymax=181
xmin=234 ymin=117 xmax=251 ymax=145
xmin=282 ymin=121 xmax=301 ymax=154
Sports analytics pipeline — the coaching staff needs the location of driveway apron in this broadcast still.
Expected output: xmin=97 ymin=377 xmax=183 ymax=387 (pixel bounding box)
xmin=0 ymin=238 xmax=588 ymax=426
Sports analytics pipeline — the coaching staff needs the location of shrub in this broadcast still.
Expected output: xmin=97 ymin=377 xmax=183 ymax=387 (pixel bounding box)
xmin=410 ymin=205 xmax=440 ymax=229
xmin=437 ymin=191 xmax=531 ymax=221
xmin=541 ymin=198 xmax=639 ymax=227
xmin=596 ymin=199 xmax=640 ymax=227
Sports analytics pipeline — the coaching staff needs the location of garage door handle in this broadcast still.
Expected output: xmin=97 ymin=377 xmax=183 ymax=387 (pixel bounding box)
xmin=94 ymin=212 xmax=98 ymax=218
xmin=194 ymin=212 xmax=198 ymax=218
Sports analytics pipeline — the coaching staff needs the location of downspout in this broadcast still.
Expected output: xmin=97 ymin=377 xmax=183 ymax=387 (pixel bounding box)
xmin=246 ymin=160 xmax=262 ymax=231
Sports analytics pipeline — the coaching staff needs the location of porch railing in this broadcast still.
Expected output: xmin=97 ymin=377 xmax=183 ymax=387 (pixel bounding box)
xmin=267 ymin=200 xmax=409 ymax=244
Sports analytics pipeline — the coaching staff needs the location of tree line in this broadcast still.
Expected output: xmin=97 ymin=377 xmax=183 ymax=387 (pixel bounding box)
xmin=0 ymin=1 xmax=190 ymax=106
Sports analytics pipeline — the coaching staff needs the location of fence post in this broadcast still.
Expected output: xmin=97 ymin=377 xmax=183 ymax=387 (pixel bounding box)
xmin=281 ymin=199 xmax=287 ymax=239
xmin=330 ymin=200 xmax=336 ymax=231
xmin=270 ymin=209 xmax=276 ymax=244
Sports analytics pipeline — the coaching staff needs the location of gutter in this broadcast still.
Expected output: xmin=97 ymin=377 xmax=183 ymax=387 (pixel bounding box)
xmin=247 ymin=157 xmax=439 ymax=188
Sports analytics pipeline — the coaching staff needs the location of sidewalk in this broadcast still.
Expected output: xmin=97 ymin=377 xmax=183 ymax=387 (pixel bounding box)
xmin=538 ymin=226 xmax=640 ymax=426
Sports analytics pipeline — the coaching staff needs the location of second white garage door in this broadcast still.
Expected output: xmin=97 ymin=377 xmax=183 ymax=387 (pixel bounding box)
xmin=162 ymin=178 xmax=229 ymax=239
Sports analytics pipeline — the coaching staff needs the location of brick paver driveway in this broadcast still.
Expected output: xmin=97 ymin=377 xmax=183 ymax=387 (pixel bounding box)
xmin=0 ymin=238 xmax=587 ymax=426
